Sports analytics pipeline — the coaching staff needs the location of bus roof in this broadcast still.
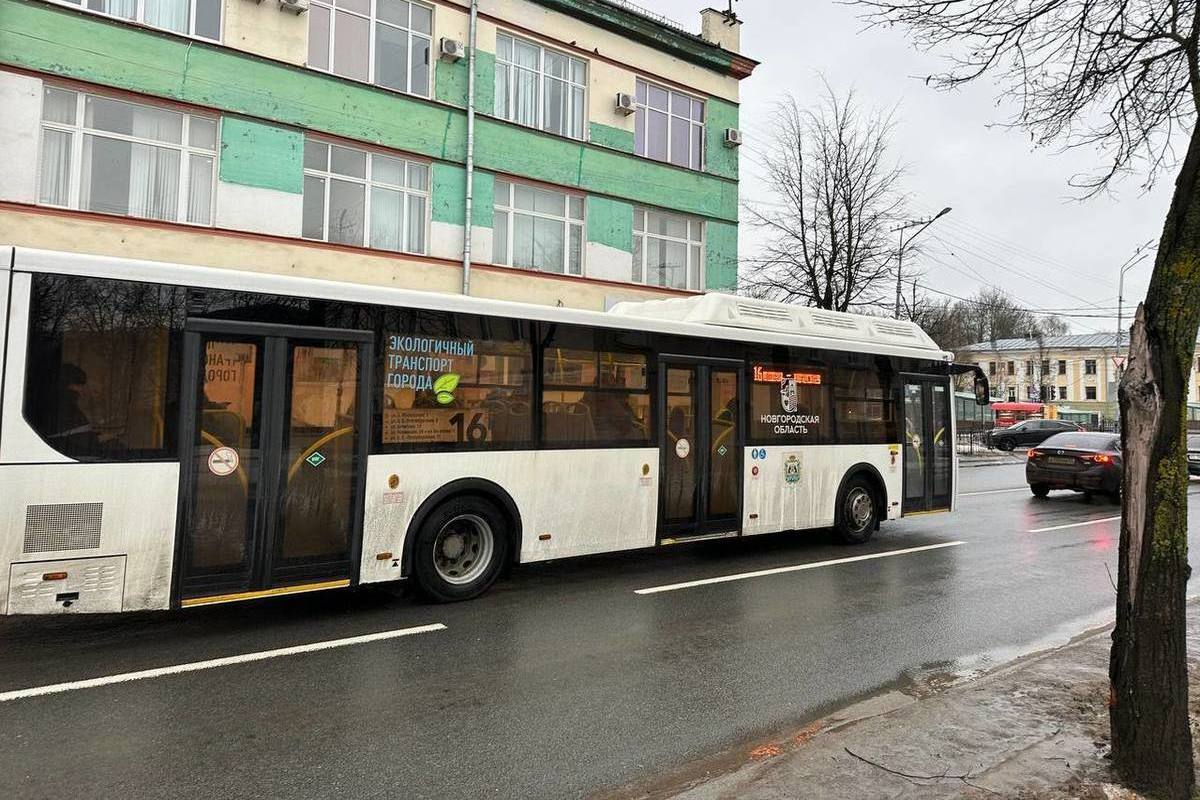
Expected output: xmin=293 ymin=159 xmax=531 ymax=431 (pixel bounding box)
xmin=3 ymin=246 xmax=952 ymax=363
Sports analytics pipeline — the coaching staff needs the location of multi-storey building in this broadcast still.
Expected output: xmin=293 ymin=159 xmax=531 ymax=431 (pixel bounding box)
xmin=0 ymin=0 xmax=756 ymax=309
xmin=958 ymin=333 xmax=1200 ymax=408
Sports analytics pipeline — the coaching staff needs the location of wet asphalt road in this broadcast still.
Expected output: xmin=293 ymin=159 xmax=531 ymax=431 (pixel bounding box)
xmin=1 ymin=464 xmax=1198 ymax=800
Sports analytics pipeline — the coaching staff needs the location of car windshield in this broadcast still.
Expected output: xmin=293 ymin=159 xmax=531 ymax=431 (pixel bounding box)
xmin=1041 ymin=432 xmax=1118 ymax=451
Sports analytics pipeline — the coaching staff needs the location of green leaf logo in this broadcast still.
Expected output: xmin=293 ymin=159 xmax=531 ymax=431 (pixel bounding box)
xmin=434 ymin=373 xmax=459 ymax=405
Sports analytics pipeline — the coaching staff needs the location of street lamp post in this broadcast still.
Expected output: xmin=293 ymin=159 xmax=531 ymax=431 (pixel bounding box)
xmin=894 ymin=207 xmax=952 ymax=319
xmin=1115 ymin=246 xmax=1151 ymax=380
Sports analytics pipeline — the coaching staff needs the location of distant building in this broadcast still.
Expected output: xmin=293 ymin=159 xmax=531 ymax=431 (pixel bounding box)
xmin=957 ymin=333 xmax=1200 ymax=410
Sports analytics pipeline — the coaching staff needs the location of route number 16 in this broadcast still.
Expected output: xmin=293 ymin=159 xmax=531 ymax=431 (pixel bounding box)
xmin=448 ymin=412 xmax=489 ymax=443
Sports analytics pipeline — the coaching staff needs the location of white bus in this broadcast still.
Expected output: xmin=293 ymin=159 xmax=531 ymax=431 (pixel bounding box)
xmin=0 ymin=247 xmax=988 ymax=614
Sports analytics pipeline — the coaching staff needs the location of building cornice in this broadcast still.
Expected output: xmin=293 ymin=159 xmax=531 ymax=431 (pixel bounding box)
xmin=524 ymin=0 xmax=759 ymax=79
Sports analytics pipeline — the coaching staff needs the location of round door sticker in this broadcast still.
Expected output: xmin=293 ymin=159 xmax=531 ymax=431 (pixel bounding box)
xmin=208 ymin=446 xmax=239 ymax=477
xmin=675 ymin=438 xmax=691 ymax=459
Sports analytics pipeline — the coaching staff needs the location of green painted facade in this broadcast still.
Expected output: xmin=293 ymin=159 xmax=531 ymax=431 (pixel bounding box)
xmin=218 ymin=117 xmax=303 ymax=194
xmin=704 ymin=98 xmax=740 ymax=181
xmin=433 ymin=49 xmax=495 ymax=115
xmin=431 ymin=164 xmax=494 ymax=228
xmin=585 ymin=196 xmax=634 ymax=253
xmin=588 ymin=122 xmax=635 ymax=154
xmin=705 ymin=220 xmax=738 ymax=291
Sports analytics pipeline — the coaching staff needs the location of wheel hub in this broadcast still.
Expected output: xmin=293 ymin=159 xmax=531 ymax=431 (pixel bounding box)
xmin=433 ymin=514 xmax=495 ymax=585
xmin=848 ymin=489 xmax=873 ymax=529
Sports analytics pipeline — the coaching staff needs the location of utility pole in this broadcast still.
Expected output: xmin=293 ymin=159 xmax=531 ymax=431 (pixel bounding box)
xmin=893 ymin=207 xmax=952 ymax=319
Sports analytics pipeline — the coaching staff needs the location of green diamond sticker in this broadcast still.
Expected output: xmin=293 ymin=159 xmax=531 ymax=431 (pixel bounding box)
xmin=306 ymin=451 xmax=326 ymax=468
xmin=717 ymin=444 xmax=728 ymax=457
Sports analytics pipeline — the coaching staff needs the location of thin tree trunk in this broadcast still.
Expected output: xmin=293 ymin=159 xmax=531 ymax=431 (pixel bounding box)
xmin=1110 ymin=122 xmax=1200 ymax=799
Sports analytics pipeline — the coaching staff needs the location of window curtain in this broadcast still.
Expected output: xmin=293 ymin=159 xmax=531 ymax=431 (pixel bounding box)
xmin=91 ymin=0 xmax=137 ymax=20
xmin=143 ymin=0 xmax=190 ymax=34
xmin=369 ymin=187 xmax=403 ymax=252
xmin=129 ymin=107 xmax=181 ymax=221
xmin=39 ymin=129 xmax=73 ymax=206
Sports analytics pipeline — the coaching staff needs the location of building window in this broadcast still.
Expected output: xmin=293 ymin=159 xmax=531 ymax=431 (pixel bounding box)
xmin=494 ymin=33 xmax=587 ymax=140
xmin=308 ymin=0 xmax=433 ymax=97
xmin=302 ymin=138 xmax=428 ymax=253
xmin=1084 ymin=359 xmax=1097 ymax=375
xmin=988 ymin=361 xmax=996 ymax=376
xmin=1025 ymin=360 xmax=1034 ymax=376
xmin=1058 ymin=360 xmax=1067 ymax=375
xmin=1059 ymin=385 xmax=1068 ymax=400
xmin=1006 ymin=361 xmax=1015 ymax=376
xmin=38 ymin=87 xmax=217 ymax=225
xmin=1007 ymin=388 xmax=1016 ymax=402
xmin=1085 ymin=386 xmax=1097 ymax=400
xmin=1040 ymin=360 xmax=1050 ymax=376
xmin=632 ymin=207 xmax=704 ymax=291
xmin=53 ymin=0 xmax=222 ymax=40
xmin=635 ymin=78 xmax=704 ymax=170
xmin=493 ymin=179 xmax=584 ymax=275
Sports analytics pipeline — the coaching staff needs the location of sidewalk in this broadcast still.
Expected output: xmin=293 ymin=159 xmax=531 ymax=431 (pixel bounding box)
xmin=631 ymin=603 xmax=1200 ymax=799
xmin=958 ymin=447 xmax=1027 ymax=467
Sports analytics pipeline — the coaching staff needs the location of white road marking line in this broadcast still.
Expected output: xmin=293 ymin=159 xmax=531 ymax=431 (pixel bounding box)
xmin=1028 ymin=516 xmax=1122 ymax=533
xmin=960 ymin=487 xmax=1030 ymax=496
xmin=0 ymin=622 xmax=447 ymax=703
xmin=634 ymin=541 xmax=966 ymax=595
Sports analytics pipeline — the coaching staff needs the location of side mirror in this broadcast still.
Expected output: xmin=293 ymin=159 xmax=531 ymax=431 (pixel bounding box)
xmin=974 ymin=374 xmax=991 ymax=406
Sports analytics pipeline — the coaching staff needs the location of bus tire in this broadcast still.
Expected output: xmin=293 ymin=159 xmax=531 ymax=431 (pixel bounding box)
xmin=835 ymin=476 xmax=877 ymax=545
xmin=411 ymin=495 xmax=510 ymax=603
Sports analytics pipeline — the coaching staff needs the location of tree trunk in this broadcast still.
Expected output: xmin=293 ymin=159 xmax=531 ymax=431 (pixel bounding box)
xmin=1110 ymin=123 xmax=1200 ymax=799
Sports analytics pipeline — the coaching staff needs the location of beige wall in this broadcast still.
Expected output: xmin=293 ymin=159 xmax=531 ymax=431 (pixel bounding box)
xmin=972 ymin=348 xmax=1118 ymax=403
xmin=222 ymin=0 xmax=308 ymax=65
xmin=0 ymin=207 xmax=680 ymax=310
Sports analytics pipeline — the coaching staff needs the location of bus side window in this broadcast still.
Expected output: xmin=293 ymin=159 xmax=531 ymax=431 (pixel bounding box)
xmin=25 ymin=274 xmax=182 ymax=461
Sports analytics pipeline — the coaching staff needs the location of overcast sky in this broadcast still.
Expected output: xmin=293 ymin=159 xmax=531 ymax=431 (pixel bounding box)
xmin=653 ymin=0 xmax=1178 ymax=335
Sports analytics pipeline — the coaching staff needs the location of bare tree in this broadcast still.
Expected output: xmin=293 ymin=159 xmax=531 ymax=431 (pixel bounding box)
xmin=855 ymin=2 xmax=1200 ymax=796
xmin=741 ymin=83 xmax=905 ymax=311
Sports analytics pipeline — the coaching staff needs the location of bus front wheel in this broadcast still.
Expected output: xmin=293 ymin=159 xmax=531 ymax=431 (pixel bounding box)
xmin=835 ymin=477 xmax=877 ymax=545
xmin=412 ymin=495 xmax=510 ymax=602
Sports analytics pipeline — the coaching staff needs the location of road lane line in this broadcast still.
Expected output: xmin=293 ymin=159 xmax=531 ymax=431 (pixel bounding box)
xmin=960 ymin=487 xmax=1029 ymax=496
xmin=0 ymin=623 xmax=447 ymax=703
xmin=1028 ymin=515 xmax=1122 ymax=533
xmin=634 ymin=541 xmax=966 ymax=595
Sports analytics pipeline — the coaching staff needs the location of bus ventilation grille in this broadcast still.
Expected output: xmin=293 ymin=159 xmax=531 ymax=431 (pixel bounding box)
xmin=23 ymin=503 xmax=103 ymax=554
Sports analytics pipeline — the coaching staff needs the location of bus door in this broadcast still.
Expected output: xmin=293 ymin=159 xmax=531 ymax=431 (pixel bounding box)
xmin=174 ymin=321 xmax=372 ymax=606
xmin=901 ymin=375 xmax=952 ymax=514
xmin=658 ymin=358 xmax=743 ymax=540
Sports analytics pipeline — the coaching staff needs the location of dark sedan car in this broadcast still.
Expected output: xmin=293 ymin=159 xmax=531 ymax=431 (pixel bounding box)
xmin=989 ymin=418 xmax=1083 ymax=451
xmin=1189 ymin=434 xmax=1200 ymax=477
xmin=1026 ymin=432 xmax=1122 ymax=501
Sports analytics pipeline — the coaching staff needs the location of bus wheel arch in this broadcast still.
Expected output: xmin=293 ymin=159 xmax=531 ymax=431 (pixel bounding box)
xmin=834 ymin=465 xmax=887 ymax=544
xmin=402 ymin=478 xmax=523 ymax=587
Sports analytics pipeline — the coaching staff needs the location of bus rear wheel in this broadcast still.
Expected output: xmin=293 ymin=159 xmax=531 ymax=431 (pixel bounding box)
xmin=835 ymin=477 xmax=877 ymax=545
xmin=412 ymin=496 xmax=509 ymax=602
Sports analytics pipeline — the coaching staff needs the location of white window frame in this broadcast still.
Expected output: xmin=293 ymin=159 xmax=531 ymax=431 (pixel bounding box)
xmin=494 ymin=32 xmax=588 ymax=141
xmin=301 ymin=137 xmax=431 ymax=254
xmin=308 ymin=0 xmax=434 ymax=98
xmin=492 ymin=179 xmax=585 ymax=276
xmin=634 ymin=77 xmax=705 ymax=171
xmin=632 ymin=207 xmax=704 ymax=291
xmin=49 ymin=0 xmax=223 ymax=42
xmin=37 ymin=85 xmax=218 ymax=226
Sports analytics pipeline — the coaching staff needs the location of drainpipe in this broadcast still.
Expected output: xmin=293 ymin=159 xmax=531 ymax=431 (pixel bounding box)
xmin=461 ymin=0 xmax=479 ymax=295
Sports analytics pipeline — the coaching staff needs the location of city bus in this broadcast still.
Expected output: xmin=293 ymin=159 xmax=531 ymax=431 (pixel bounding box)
xmin=0 ymin=246 xmax=988 ymax=614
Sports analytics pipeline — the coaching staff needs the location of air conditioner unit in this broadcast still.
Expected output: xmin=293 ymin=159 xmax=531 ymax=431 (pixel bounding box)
xmin=278 ymin=0 xmax=308 ymax=13
xmin=724 ymin=127 xmax=743 ymax=147
xmin=440 ymin=38 xmax=465 ymax=60
xmin=615 ymin=92 xmax=636 ymax=115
